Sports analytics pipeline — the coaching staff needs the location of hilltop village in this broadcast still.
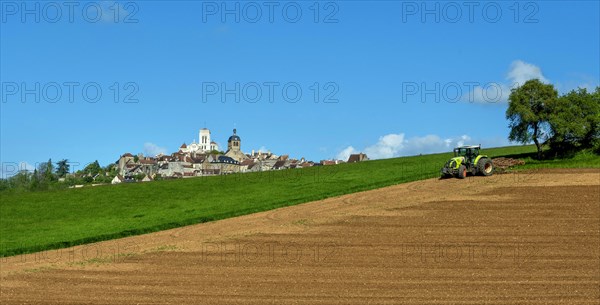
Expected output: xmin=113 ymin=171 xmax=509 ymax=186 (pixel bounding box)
xmin=113 ymin=128 xmax=368 ymax=184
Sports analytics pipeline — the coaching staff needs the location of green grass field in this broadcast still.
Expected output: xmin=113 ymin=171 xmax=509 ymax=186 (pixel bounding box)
xmin=1 ymin=145 xmax=598 ymax=257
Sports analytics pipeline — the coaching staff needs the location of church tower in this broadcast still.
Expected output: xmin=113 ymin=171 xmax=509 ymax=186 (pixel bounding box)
xmin=227 ymin=128 xmax=241 ymax=152
xmin=225 ymin=128 xmax=247 ymax=162
xmin=199 ymin=128 xmax=211 ymax=152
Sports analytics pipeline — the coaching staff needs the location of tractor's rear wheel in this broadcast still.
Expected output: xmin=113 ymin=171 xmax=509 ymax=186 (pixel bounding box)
xmin=477 ymin=158 xmax=494 ymax=176
xmin=458 ymin=165 xmax=467 ymax=179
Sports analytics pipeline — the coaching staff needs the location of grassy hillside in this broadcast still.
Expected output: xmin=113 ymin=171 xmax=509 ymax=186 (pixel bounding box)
xmin=1 ymin=145 xmax=597 ymax=257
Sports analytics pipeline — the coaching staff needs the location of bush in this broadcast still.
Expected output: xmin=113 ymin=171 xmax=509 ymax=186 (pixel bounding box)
xmin=0 ymin=179 xmax=8 ymax=191
xmin=547 ymin=139 xmax=579 ymax=158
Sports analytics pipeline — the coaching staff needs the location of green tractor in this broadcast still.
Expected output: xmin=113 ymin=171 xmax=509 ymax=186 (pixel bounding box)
xmin=441 ymin=145 xmax=494 ymax=179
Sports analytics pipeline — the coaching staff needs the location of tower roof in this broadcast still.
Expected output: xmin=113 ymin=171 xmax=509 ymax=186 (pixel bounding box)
xmin=228 ymin=128 xmax=241 ymax=142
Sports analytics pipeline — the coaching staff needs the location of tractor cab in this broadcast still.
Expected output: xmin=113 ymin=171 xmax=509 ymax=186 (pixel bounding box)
xmin=453 ymin=146 xmax=480 ymax=164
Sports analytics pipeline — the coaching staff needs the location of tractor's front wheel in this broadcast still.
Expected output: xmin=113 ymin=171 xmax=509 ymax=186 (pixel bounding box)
xmin=477 ymin=158 xmax=494 ymax=176
xmin=458 ymin=165 xmax=467 ymax=179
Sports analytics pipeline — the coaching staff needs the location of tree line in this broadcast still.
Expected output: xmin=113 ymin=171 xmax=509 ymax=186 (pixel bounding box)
xmin=0 ymin=159 xmax=119 ymax=192
xmin=507 ymin=80 xmax=600 ymax=159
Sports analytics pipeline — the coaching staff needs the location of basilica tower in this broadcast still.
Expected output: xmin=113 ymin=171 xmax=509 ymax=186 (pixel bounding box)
xmin=199 ymin=128 xmax=211 ymax=152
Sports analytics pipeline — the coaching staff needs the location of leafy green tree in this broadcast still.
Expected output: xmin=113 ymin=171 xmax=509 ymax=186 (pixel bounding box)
xmin=547 ymin=87 xmax=600 ymax=153
xmin=56 ymin=159 xmax=70 ymax=178
xmin=506 ymin=79 xmax=558 ymax=159
xmin=39 ymin=159 xmax=56 ymax=182
xmin=30 ymin=160 xmax=56 ymax=191
xmin=83 ymin=160 xmax=102 ymax=176
xmin=133 ymin=155 xmax=139 ymax=163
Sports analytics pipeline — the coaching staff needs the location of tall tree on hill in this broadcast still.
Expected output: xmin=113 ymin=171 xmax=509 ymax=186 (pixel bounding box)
xmin=39 ymin=159 xmax=56 ymax=182
xmin=56 ymin=159 xmax=70 ymax=178
xmin=506 ymin=79 xmax=558 ymax=159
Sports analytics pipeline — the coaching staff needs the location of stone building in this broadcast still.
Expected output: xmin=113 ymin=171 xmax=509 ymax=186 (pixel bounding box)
xmin=347 ymin=153 xmax=369 ymax=163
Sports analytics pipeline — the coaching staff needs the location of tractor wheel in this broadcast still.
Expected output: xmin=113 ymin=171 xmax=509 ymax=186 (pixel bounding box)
xmin=477 ymin=158 xmax=494 ymax=176
xmin=457 ymin=165 xmax=467 ymax=179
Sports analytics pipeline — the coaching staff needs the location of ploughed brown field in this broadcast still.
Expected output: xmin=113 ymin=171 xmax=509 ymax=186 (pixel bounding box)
xmin=1 ymin=169 xmax=599 ymax=304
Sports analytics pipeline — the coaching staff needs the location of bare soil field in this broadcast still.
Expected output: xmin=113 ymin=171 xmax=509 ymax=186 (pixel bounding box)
xmin=1 ymin=169 xmax=599 ymax=304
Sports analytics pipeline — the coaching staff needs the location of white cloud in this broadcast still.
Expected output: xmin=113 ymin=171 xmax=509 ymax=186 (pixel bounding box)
xmin=399 ymin=134 xmax=471 ymax=156
xmin=143 ymin=143 xmax=167 ymax=157
xmin=364 ymin=133 xmax=406 ymax=159
xmin=336 ymin=146 xmax=358 ymax=161
xmin=506 ymin=60 xmax=549 ymax=86
xmin=337 ymin=133 xmax=509 ymax=160
xmin=463 ymin=60 xmax=549 ymax=104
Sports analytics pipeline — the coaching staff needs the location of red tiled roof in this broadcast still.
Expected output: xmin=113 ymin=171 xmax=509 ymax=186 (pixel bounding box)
xmin=240 ymin=159 xmax=254 ymax=166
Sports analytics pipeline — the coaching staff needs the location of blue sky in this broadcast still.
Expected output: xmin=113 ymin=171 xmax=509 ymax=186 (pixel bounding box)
xmin=1 ymin=1 xmax=599 ymax=175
